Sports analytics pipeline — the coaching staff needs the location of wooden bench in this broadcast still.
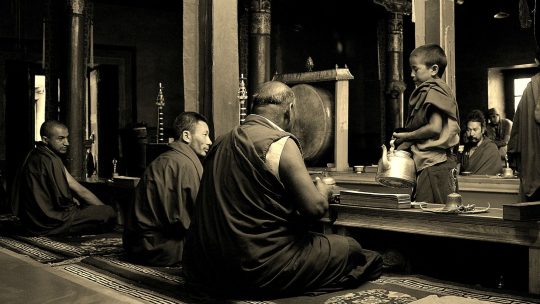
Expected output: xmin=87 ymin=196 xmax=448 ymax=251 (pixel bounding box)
xmin=325 ymin=204 xmax=540 ymax=295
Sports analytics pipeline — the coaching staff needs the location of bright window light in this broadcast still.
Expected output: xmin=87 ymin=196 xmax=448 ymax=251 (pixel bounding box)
xmin=514 ymin=78 xmax=531 ymax=111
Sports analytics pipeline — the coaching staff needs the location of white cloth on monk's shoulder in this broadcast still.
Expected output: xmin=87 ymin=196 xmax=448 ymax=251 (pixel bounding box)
xmin=266 ymin=136 xmax=289 ymax=181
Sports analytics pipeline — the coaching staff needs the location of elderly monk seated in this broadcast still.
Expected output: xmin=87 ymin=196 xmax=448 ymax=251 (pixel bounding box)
xmin=460 ymin=110 xmax=502 ymax=175
xmin=183 ymin=81 xmax=383 ymax=298
xmin=123 ymin=112 xmax=212 ymax=266
xmin=11 ymin=121 xmax=116 ymax=236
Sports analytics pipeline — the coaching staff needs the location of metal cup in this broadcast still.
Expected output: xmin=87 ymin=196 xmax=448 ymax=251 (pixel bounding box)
xmin=502 ymin=167 xmax=513 ymax=178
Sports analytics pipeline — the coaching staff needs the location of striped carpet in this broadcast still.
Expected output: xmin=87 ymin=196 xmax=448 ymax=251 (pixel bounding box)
xmin=1 ymin=214 xmax=540 ymax=303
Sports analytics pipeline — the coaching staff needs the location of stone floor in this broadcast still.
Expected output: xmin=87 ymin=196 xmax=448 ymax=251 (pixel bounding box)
xmin=0 ymin=247 xmax=145 ymax=304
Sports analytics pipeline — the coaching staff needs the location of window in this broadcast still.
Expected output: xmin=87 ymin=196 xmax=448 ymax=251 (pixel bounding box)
xmin=34 ymin=75 xmax=46 ymax=142
xmin=513 ymin=77 xmax=531 ymax=111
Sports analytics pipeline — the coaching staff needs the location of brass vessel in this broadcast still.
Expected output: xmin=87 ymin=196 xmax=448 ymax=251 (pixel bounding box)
xmin=376 ymin=141 xmax=416 ymax=188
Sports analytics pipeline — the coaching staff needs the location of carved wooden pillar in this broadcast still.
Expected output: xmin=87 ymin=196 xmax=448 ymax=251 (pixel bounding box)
xmin=375 ymin=0 xmax=411 ymax=142
xmin=65 ymin=0 xmax=86 ymax=178
xmin=249 ymin=0 xmax=271 ymax=94
xmin=414 ymin=0 xmax=455 ymax=93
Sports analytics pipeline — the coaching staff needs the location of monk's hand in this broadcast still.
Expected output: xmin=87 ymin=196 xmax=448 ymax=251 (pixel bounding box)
xmin=314 ymin=177 xmax=333 ymax=203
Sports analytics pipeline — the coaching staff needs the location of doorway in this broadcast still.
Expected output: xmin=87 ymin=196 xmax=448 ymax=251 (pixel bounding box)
xmin=5 ymin=61 xmax=39 ymax=191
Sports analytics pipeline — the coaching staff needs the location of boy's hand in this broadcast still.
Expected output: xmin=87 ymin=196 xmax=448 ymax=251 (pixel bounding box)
xmin=392 ymin=131 xmax=407 ymax=147
xmin=397 ymin=142 xmax=412 ymax=150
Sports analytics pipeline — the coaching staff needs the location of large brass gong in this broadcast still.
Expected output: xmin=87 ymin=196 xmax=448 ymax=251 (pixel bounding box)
xmin=291 ymin=84 xmax=334 ymax=162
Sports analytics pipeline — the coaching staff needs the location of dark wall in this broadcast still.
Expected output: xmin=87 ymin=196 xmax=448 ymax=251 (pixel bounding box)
xmin=0 ymin=0 xmax=183 ymax=169
xmin=93 ymin=1 xmax=183 ymax=134
xmin=455 ymin=0 xmax=536 ymax=122
xmin=272 ymin=0 xmax=414 ymax=166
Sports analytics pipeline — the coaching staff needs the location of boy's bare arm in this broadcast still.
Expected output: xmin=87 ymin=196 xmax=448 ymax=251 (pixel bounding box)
xmin=393 ymin=110 xmax=443 ymax=145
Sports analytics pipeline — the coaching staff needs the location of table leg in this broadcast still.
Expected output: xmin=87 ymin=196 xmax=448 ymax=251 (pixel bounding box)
xmin=529 ymin=247 xmax=540 ymax=294
xmin=336 ymin=226 xmax=348 ymax=236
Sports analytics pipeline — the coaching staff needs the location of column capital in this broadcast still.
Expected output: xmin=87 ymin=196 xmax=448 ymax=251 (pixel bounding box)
xmin=250 ymin=0 xmax=271 ymax=35
xmin=250 ymin=0 xmax=271 ymax=13
xmin=68 ymin=0 xmax=85 ymax=15
xmin=374 ymin=0 xmax=411 ymax=15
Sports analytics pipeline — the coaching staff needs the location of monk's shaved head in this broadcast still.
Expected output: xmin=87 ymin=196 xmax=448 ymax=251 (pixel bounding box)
xmin=251 ymin=81 xmax=296 ymax=132
xmin=252 ymin=81 xmax=295 ymax=108
xmin=40 ymin=120 xmax=68 ymax=137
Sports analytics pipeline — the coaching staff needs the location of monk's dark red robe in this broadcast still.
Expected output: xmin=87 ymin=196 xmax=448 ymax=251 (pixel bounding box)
xmin=508 ymin=73 xmax=540 ymax=200
xmin=460 ymin=137 xmax=501 ymax=175
xmin=123 ymin=141 xmax=203 ymax=266
xmin=11 ymin=143 xmax=79 ymax=235
xmin=183 ymin=115 xmax=381 ymax=297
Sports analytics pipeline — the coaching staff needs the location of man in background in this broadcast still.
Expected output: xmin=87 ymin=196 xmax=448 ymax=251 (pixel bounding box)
xmin=460 ymin=110 xmax=502 ymax=175
xmin=486 ymin=108 xmax=513 ymax=160
xmin=11 ymin=120 xmax=116 ymax=236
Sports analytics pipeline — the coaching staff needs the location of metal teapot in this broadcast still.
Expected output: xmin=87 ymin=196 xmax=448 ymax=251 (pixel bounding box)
xmin=376 ymin=140 xmax=416 ymax=188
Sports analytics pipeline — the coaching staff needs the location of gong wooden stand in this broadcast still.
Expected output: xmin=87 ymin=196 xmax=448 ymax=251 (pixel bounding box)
xmin=273 ymin=66 xmax=353 ymax=172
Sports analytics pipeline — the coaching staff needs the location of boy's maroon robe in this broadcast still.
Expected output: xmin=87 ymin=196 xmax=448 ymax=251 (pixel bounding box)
xmin=406 ymin=78 xmax=460 ymax=171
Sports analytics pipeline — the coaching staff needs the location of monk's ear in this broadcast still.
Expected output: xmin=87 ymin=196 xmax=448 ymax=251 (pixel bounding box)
xmin=181 ymin=130 xmax=191 ymax=143
xmin=283 ymin=103 xmax=294 ymax=130
xmin=284 ymin=103 xmax=292 ymax=121
xmin=431 ymin=64 xmax=439 ymax=77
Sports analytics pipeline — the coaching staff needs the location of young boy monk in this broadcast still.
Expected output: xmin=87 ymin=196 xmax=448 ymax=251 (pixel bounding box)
xmin=392 ymin=43 xmax=461 ymax=204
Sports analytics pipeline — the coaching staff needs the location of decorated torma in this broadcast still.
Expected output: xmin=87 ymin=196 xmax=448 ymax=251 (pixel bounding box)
xmin=156 ymin=83 xmax=166 ymax=143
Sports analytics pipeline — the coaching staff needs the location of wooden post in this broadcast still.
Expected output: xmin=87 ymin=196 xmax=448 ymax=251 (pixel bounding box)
xmin=374 ymin=0 xmax=411 ymax=140
xmin=413 ymin=0 xmax=455 ymax=94
xmin=530 ymin=247 xmax=540 ymax=294
xmin=183 ymin=0 xmax=200 ymax=112
xmin=249 ymin=0 xmax=271 ymax=93
xmin=65 ymin=0 xmax=86 ymax=179
xmin=335 ymin=78 xmax=349 ymax=171
xmin=211 ymin=0 xmax=240 ymax=137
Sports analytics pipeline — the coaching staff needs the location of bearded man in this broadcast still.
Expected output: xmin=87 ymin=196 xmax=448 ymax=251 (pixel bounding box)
xmin=460 ymin=110 xmax=502 ymax=175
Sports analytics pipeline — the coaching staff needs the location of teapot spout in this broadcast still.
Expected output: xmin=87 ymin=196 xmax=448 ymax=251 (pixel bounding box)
xmin=380 ymin=145 xmax=390 ymax=170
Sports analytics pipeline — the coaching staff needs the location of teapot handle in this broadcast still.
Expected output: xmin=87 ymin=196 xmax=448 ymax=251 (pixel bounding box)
xmin=389 ymin=138 xmax=396 ymax=155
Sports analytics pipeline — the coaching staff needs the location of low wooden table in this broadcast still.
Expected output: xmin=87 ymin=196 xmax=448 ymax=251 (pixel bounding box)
xmin=327 ymin=204 xmax=540 ymax=294
xmin=320 ymin=171 xmax=520 ymax=208
xmin=79 ymin=177 xmax=137 ymax=225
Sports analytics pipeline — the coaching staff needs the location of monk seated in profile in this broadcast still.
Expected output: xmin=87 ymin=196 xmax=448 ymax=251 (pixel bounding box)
xmin=123 ymin=112 xmax=212 ymax=266
xmin=11 ymin=121 xmax=116 ymax=236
